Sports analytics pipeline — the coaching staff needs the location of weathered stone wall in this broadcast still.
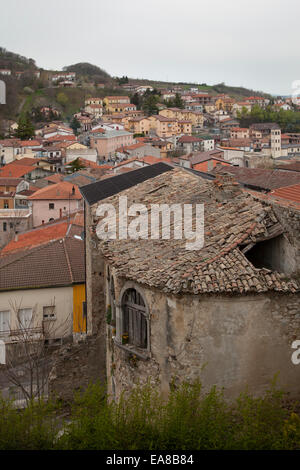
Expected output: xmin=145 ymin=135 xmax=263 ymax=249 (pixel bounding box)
xmin=85 ymin=203 xmax=106 ymax=381
xmin=271 ymin=203 xmax=300 ymax=275
xmin=48 ymin=335 xmax=103 ymax=402
xmin=108 ymin=279 xmax=300 ymax=401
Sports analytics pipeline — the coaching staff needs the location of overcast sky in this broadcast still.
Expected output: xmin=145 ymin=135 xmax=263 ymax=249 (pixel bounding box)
xmin=1 ymin=0 xmax=299 ymax=95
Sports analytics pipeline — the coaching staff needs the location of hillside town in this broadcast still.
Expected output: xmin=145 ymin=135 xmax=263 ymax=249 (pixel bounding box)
xmin=0 ymin=59 xmax=299 ymax=412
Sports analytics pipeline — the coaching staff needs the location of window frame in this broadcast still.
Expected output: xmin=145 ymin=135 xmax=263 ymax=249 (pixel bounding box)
xmin=43 ymin=305 xmax=56 ymax=321
xmin=120 ymin=286 xmax=150 ymax=352
xmin=17 ymin=307 xmax=33 ymax=330
xmin=0 ymin=310 xmax=10 ymax=333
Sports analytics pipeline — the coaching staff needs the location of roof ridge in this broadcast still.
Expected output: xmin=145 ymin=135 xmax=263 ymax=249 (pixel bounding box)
xmin=0 ymin=237 xmax=63 ymax=269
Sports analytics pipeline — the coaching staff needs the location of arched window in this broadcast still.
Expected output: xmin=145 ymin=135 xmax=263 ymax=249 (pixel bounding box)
xmin=122 ymin=288 xmax=148 ymax=349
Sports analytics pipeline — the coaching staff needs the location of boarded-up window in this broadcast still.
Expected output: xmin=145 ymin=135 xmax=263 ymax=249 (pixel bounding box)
xmin=122 ymin=289 xmax=147 ymax=349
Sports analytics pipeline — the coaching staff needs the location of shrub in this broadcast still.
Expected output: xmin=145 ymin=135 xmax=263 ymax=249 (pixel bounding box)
xmin=0 ymin=380 xmax=299 ymax=450
xmin=57 ymin=379 xmax=300 ymax=450
xmin=0 ymin=394 xmax=61 ymax=450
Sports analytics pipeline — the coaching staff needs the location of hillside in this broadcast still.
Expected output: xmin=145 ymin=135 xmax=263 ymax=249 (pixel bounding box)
xmin=63 ymin=62 xmax=111 ymax=84
xmin=0 ymin=47 xmax=274 ymax=129
xmin=0 ymin=47 xmax=38 ymax=71
xmin=129 ymin=78 xmax=273 ymax=100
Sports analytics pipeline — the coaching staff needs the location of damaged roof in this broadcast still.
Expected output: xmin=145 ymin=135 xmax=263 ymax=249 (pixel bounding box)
xmin=90 ymin=167 xmax=299 ymax=295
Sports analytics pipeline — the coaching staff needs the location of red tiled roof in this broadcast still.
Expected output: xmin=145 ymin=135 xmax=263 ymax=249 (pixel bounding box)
xmin=275 ymin=162 xmax=300 ymax=173
xmin=13 ymin=158 xmax=39 ymax=166
xmin=1 ymin=211 xmax=85 ymax=256
xmin=214 ymin=166 xmax=300 ymax=191
xmin=270 ymin=183 xmax=300 ymax=204
xmin=45 ymin=134 xmax=76 ymax=142
xmin=17 ymin=189 xmax=37 ymax=197
xmin=91 ymin=127 xmax=106 ymax=134
xmin=20 ymin=140 xmax=42 ymax=147
xmin=0 ymin=139 xmax=21 ymax=147
xmin=44 ymin=174 xmax=64 ymax=183
xmin=0 ymin=177 xmax=22 ymax=187
xmin=28 ymin=181 xmax=82 ymax=200
xmin=178 ymin=135 xmax=202 ymax=143
xmin=0 ymin=164 xmax=36 ymax=178
xmin=1 ymin=221 xmax=70 ymax=255
xmin=0 ymin=237 xmax=85 ymax=289
xmin=142 ymin=156 xmax=172 ymax=164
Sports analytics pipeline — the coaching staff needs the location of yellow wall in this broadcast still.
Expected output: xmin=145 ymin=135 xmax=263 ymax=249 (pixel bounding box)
xmin=73 ymin=284 xmax=86 ymax=333
xmin=0 ymin=198 xmax=14 ymax=209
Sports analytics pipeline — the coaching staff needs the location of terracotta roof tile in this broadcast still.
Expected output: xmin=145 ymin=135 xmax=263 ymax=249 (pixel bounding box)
xmin=213 ymin=166 xmax=300 ymax=191
xmin=0 ymin=237 xmax=84 ymax=290
xmin=89 ymin=167 xmax=299 ymax=295
xmin=270 ymin=183 xmax=300 ymax=205
xmin=0 ymin=164 xmax=37 ymax=178
xmin=28 ymin=181 xmax=82 ymax=200
xmin=1 ymin=221 xmax=70 ymax=255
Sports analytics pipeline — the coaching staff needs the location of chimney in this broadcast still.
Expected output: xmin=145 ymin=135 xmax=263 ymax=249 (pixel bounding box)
xmin=72 ymin=186 xmax=75 ymax=196
xmin=15 ymin=233 xmax=18 ymax=242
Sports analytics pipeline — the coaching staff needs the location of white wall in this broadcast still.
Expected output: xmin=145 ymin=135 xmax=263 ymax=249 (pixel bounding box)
xmin=0 ymin=286 xmax=74 ymax=340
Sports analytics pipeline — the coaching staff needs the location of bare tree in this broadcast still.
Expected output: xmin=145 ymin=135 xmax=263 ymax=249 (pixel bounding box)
xmin=2 ymin=298 xmax=72 ymax=404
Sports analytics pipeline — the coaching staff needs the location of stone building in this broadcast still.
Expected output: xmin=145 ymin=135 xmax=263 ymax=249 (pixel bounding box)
xmin=81 ymin=163 xmax=300 ymax=401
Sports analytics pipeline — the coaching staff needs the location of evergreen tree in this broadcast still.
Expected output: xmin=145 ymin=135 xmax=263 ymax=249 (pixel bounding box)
xmin=70 ymin=116 xmax=81 ymax=136
xmin=16 ymin=114 xmax=35 ymax=140
xmin=142 ymin=95 xmax=159 ymax=116
xmin=174 ymin=93 xmax=184 ymax=108
xmin=69 ymin=158 xmax=86 ymax=172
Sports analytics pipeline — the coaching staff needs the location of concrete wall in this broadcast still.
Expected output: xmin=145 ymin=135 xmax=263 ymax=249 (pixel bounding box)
xmin=107 ymin=276 xmax=300 ymax=401
xmin=31 ymin=199 xmax=82 ymax=227
xmin=0 ymin=211 xmax=32 ymax=248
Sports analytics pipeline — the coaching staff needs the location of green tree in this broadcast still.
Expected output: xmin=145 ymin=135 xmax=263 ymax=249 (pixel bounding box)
xmin=174 ymin=93 xmax=184 ymax=108
xmin=15 ymin=114 xmax=35 ymax=140
xmin=31 ymin=107 xmax=43 ymax=123
xmin=131 ymin=92 xmax=141 ymax=109
xmin=142 ymin=94 xmax=159 ymax=116
xmin=57 ymin=92 xmax=68 ymax=108
xmin=70 ymin=116 xmax=81 ymax=136
xmin=69 ymin=158 xmax=86 ymax=173
xmin=117 ymin=76 xmax=129 ymax=85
